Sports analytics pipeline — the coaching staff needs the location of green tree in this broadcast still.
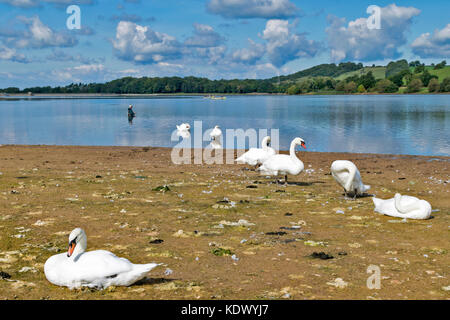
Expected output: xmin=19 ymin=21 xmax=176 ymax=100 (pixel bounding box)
xmin=344 ymin=81 xmax=357 ymax=93
xmin=335 ymin=81 xmax=346 ymax=92
xmin=440 ymin=77 xmax=450 ymax=92
xmin=407 ymin=79 xmax=423 ymax=93
xmin=357 ymin=84 xmax=366 ymax=93
xmin=389 ymin=69 xmax=411 ymax=87
xmin=287 ymin=85 xmax=301 ymax=95
xmin=420 ymin=69 xmax=438 ymax=87
xmin=386 ymin=59 xmax=409 ymax=78
xmin=375 ymin=79 xmax=399 ymax=93
xmin=428 ymin=78 xmax=440 ymax=93
xmin=414 ymin=65 xmax=425 ymax=74
xmin=434 ymin=60 xmax=447 ymax=70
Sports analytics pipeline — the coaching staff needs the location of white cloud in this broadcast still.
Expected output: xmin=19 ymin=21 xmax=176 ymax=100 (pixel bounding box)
xmin=411 ymin=24 xmax=450 ymax=58
xmin=0 ymin=43 xmax=29 ymax=63
xmin=51 ymin=64 xmax=107 ymax=83
xmin=184 ymin=23 xmax=225 ymax=48
xmin=46 ymin=49 xmax=103 ymax=64
xmin=326 ymin=4 xmax=420 ymax=62
xmin=261 ymin=19 xmax=321 ymax=67
xmin=112 ymin=21 xmax=182 ymax=64
xmin=4 ymin=16 xmax=77 ymax=49
xmin=230 ymin=39 xmax=265 ymax=65
xmin=183 ymin=23 xmax=227 ymax=65
xmin=206 ymin=0 xmax=299 ymax=19
xmin=0 ymin=0 xmax=93 ymax=7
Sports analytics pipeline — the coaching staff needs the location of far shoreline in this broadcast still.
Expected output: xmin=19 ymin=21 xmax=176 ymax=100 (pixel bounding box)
xmin=1 ymin=92 xmax=450 ymax=98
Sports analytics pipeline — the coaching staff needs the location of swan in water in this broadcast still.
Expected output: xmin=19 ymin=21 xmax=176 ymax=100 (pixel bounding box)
xmin=372 ymin=193 xmax=432 ymax=220
xmin=257 ymin=137 xmax=306 ymax=183
xmin=330 ymin=160 xmax=370 ymax=198
xmin=210 ymin=125 xmax=222 ymax=141
xmin=44 ymin=228 xmax=161 ymax=289
xmin=236 ymin=136 xmax=276 ymax=166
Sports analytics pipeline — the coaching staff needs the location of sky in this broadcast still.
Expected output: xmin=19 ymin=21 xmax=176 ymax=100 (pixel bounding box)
xmin=0 ymin=0 xmax=449 ymax=88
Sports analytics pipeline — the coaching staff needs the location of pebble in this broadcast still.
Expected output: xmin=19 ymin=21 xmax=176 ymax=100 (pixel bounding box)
xmin=164 ymin=268 xmax=173 ymax=276
xmin=327 ymin=278 xmax=348 ymax=289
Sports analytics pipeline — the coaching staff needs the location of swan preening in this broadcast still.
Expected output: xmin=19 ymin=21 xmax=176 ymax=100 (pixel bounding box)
xmin=236 ymin=136 xmax=276 ymax=166
xmin=44 ymin=228 xmax=161 ymax=289
xmin=257 ymin=137 xmax=306 ymax=183
xmin=373 ymin=193 xmax=432 ymax=220
xmin=210 ymin=125 xmax=222 ymax=141
xmin=330 ymin=160 xmax=370 ymax=197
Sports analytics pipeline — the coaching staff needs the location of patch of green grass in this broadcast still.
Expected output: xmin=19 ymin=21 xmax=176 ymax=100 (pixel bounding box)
xmin=335 ymin=67 xmax=386 ymax=81
xmin=427 ymin=66 xmax=450 ymax=82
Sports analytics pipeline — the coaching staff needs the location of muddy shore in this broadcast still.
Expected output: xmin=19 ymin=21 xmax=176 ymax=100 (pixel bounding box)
xmin=0 ymin=145 xmax=448 ymax=300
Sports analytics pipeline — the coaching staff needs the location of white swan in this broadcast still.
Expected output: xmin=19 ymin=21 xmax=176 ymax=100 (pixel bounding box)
xmin=44 ymin=228 xmax=161 ymax=289
xmin=236 ymin=136 xmax=276 ymax=166
xmin=330 ymin=160 xmax=370 ymax=197
xmin=176 ymin=123 xmax=191 ymax=132
xmin=176 ymin=129 xmax=191 ymax=139
xmin=210 ymin=125 xmax=222 ymax=141
xmin=372 ymin=193 xmax=432 ymax=220
xmin=209 ymin=139 xmax=222 ymax=149
xmin=257 ymin=137 xmax=306 ymax=183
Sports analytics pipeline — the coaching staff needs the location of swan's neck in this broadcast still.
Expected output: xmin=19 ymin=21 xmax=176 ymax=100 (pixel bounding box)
xmin=262 ymin=137 xmax=270 ymax=150
xmin=289 ymin=142 xmax=300 ymax=161
xmin=344 ymin=164 xmax=357 ymax=192
xmin=70 ymin=238 xmax=87 ymax=260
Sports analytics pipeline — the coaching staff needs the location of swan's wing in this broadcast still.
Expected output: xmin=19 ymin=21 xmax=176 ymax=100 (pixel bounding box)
xmin=394 ymin=195 xmax=422 ymax=214
xmin=331 ymin=161 xmax=357 ymax=191
xmin=259 ymin=155 xmax=291 ymax=171
xmin=71 ymin=250 xmax=134 ymax=282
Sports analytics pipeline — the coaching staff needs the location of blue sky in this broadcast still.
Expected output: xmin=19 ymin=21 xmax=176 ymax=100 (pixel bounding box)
xmin=0 ymin=0 xmax=449 ymax=88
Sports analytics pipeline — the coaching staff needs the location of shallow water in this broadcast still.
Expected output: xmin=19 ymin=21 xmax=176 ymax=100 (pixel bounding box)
xmin=0 ymin=94 xmax=449 ymax=156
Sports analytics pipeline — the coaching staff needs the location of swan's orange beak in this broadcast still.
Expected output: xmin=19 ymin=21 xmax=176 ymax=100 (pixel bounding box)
xmin=67 ymin=242 xmax=76 ymax=257
xmin=301 ymin=142 xmax=306 ymax=149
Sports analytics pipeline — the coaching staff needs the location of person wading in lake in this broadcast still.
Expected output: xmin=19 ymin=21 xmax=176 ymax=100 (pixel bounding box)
xmin=128 ymin=104 xmax=136 ymax=124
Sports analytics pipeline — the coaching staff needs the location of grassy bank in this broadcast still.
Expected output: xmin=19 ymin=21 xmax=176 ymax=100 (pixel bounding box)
xmin=0 ymin=146 xmax=448 ymax=299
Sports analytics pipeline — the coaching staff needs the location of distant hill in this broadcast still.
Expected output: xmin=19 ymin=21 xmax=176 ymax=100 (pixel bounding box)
xmin=427 ymin=66 xmax=450 ymax=82
xmin=1 ymin=61 xmax=449 ymax=95
xmin=334 ymin=66 xmax=386 ymax=81
xmin=272 ymin=62 xmax=364 ymax=82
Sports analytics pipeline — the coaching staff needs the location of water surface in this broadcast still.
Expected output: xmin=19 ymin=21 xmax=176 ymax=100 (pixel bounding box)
xmin=0 ymin=95 xmax=449 ymax=156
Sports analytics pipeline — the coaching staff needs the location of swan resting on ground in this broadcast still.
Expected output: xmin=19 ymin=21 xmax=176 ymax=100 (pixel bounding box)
xmin=257 ymin=137 xmax=306 ymax=183
xmin=236 ymin=136 xmax=276 ymax=166
xmin=44 ymin=228 xmax=161 ymax=289
xmin=210 ymin=125 xmax=222 ymax=141
xmin=372 ymin=193 xmax=432 ymax=220
xmin=330 ymin=160 xmax=370 ymax=197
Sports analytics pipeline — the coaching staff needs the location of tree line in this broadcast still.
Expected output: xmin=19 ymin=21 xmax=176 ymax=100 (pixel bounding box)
xmin=1 ymin=61 xmax=449 ymax=95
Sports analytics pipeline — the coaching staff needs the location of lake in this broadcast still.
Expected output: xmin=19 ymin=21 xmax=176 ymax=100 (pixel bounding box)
xmin=0 ymin=94 xmax=449 ymax=156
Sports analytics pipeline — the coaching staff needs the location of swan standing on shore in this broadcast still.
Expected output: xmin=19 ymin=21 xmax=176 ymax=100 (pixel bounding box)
xmin=257 ymin=137 xmax=306 ymax=184
xmin=373 ymin=193 xmax=432 ymax=220
xmin=44 ymin=228 xmax=161 ymax=289
xmin=176 ymin=123 xmax=191 ymax=139
xmin=330 ymin=160 xmax=370 ymax=198
xmin=176 ymin=123 xmax=191 ymax=132
xmin=236 ymin=136 xmax=276 ymax=166
xmin=210 ymin=125 xmax=222 ymax=141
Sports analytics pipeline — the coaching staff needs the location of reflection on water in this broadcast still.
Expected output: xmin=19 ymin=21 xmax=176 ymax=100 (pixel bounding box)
xmin=0 ymin=95 xmax=449 ymax=156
